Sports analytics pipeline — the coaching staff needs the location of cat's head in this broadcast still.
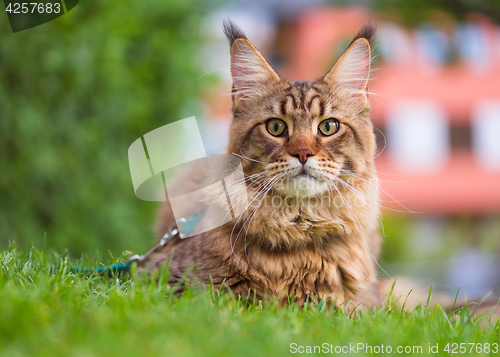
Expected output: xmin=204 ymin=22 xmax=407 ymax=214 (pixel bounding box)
xmin=225 ymin=21 xmax=377 ymax=200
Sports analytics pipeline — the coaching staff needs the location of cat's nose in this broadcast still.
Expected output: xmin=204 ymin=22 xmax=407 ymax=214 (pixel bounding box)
xmin=293 ymin=149 xmax=313 ymax=165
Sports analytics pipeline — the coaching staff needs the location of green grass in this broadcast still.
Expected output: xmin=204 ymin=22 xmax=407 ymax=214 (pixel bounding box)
xmin=0 ymin=246 xmax=499 ymax=357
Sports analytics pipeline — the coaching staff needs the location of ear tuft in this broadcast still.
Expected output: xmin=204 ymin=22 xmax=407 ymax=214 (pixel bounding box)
xmin=348 ymin=21 xmax=376 ymax=47
xmin=223 ymin=19 xmax=247 ymax=47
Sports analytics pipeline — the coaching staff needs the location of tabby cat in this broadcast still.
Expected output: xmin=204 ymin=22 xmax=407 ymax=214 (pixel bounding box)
xmin=149 ymin=20 xmax=382 ymax=309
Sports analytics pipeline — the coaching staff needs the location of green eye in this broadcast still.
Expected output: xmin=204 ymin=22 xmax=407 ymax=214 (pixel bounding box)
xmin=318 ymin=119 xmax=339 ymax=136
xmin=267 ymin=119 xmax=287 ymax=136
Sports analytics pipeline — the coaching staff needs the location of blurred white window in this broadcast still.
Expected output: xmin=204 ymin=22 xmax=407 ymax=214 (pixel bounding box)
xmin=472 ymin=100 xmax=500 ymax=171
xmin=387 ymin=100 xmax=449 ymax=172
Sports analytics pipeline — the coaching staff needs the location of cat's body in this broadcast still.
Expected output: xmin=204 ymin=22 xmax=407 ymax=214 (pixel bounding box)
xmin=152 ymin=192 xmax=381 ymax=307
xmin=148 ymin=21 xmax=383 ymax=309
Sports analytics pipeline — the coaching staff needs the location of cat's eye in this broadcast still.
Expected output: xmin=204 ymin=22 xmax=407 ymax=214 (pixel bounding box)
xmin=267 ymin=119 xmax=287 ymax=136
xmin=318 ymin=119 xmax=340 ymax=136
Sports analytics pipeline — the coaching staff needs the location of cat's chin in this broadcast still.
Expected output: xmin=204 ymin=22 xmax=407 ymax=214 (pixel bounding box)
xmin=276 ymin=175 xmax=329 ymax=198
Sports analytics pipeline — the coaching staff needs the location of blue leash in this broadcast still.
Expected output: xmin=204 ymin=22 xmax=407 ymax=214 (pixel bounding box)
xmin=58 ymin=225 xmax=183 ymax=278
xmin=56 ymin=216 xmax=202 ymax=278
xmin=68 ymin=263 xmax=132 ymax=277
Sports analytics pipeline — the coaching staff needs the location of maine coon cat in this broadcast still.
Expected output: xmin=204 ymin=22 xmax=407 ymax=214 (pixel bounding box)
xmin=147 ymin=20 xmax=382 ymax=309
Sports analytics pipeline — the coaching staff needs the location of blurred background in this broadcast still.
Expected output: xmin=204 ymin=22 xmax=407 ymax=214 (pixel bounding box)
xmin=1 ymin=0 xmax=499 ymax=299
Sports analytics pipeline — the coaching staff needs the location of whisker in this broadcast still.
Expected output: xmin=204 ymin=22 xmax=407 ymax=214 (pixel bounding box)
xmin=227 ymin=178 xmax=275 ymax=267
xmin=336 ymin=168 xmax=421 ymax=213
xmin=194 ymin=68 xmax=227 ymax=82
xmin=232 ymin=151 xmax=269 ymax=164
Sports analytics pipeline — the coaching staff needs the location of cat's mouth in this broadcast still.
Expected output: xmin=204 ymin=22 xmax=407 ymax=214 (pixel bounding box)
xmin=293 ymin=168 xmax=316 ymax=179
xmin=274 ymin=167 xmax=328 ymax=198
xmin=291 ymin=166 xmax=325 ymax=182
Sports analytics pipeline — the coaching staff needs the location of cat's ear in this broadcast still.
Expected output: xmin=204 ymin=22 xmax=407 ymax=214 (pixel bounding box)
xmin=223 ymin=20 xmax=280 ymax=107
xmin=323 ymin=22 xmax=375 ymax=107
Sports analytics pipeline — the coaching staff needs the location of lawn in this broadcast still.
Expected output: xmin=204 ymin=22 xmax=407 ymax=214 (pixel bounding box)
xmin=0 ymin=246 xmax=498 ymax=357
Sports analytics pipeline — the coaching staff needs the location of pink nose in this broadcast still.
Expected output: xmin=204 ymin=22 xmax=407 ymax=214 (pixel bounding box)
xmin=293 ymin=149 xmax=313 ymax=164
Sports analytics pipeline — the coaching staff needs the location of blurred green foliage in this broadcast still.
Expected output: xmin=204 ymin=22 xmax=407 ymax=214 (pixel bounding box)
xmin=372 ymin=0 xmax=500 ymax=26
xmin=0 ymin=0 xmax=214 ymax=258
xmin=379 ymin=214 xmax=412 ymax=264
